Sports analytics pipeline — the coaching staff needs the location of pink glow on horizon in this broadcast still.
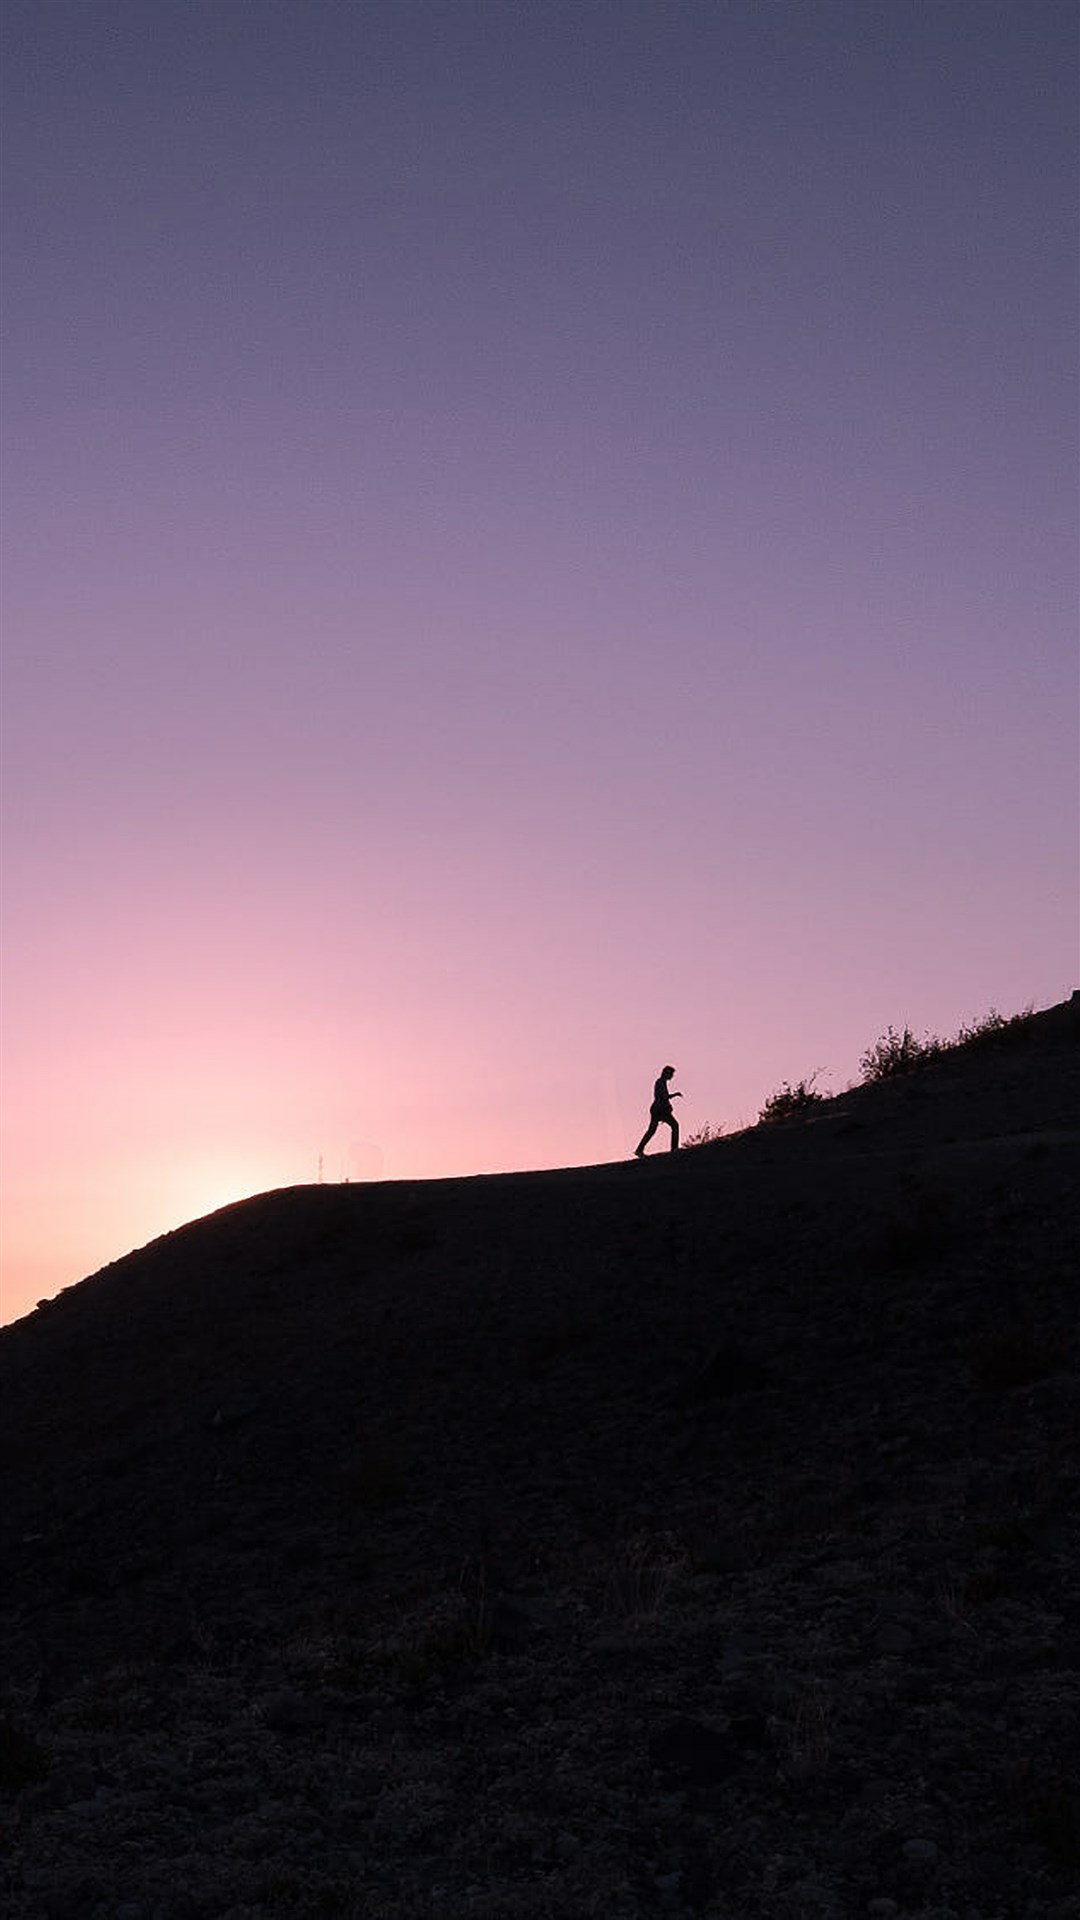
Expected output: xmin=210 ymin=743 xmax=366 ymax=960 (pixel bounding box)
xmin=1 ymin=2 xmax=1076 ymax=1326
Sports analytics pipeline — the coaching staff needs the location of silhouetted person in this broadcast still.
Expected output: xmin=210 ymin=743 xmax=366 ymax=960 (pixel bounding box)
xmin=635 ymin=1066 xmax=682 ymax=1156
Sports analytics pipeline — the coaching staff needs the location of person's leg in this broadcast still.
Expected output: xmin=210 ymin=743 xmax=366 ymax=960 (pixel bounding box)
xmin=668 ymin=1114 xmax=679 ymax=1151
xmin=635 ymin=1117 xmax=658 ymax=1156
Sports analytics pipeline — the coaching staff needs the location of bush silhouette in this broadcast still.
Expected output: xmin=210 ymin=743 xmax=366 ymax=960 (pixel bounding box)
xmin=758 ymin=1076 xmax=824 ymax=1124
xmin=860 ymin=1025 xmax=941 ymax=1082
xmin=860 ymin=1007 xmax=1037 ymax=1084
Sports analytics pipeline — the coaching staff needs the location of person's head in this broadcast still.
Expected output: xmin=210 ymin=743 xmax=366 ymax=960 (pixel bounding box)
xmin=662 ymin=1065 xmax=675 ymax=1080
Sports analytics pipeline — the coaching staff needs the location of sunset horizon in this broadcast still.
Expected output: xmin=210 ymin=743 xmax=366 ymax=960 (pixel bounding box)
xmin=1 ymin=0 xmax=1076 ymax=1329
xmin=3 ymin=987 xmax=1075 ymax=1329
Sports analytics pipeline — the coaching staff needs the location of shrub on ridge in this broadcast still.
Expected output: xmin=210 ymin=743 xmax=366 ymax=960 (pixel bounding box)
xmin=859 ymin=1025 xmax=941 ymax=1083
xmin=757 ymin=1076 xmax=824 ymax=1124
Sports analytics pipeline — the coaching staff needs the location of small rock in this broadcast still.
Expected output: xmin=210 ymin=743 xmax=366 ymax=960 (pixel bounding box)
xmin=209 ymin=1396 xmax=260 ymax=1429
xmin=69 ymin=1793 xmax=105 ymax=1815
xmin=902 ymin=1836 xmax=940 ymax=1866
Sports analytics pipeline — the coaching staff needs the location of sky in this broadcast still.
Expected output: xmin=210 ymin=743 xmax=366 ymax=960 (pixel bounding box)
xmin=1 ymin=0 xmax=1076 ymax=1326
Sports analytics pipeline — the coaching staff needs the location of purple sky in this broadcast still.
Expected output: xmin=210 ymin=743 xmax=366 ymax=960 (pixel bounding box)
xmin=1 ymin=0 xmax=1076 ymax=1325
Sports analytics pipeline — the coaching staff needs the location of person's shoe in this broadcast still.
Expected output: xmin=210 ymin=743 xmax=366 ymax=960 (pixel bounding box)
xmin=634 ymin=1148 xmax=645 ymax=1159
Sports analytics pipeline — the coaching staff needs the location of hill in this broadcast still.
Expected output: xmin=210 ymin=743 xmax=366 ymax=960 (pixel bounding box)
xmin=1 ymin=1001 xmax=1078 ymax=1919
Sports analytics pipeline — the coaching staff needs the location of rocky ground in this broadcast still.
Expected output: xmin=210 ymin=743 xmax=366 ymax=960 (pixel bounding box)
xmin=1 ymin=1002 xmax=1078 ymax=1919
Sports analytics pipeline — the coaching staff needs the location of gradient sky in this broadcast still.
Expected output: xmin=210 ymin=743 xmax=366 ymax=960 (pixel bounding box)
xmin=1 ymin=0 xmax=1076 ymax=1326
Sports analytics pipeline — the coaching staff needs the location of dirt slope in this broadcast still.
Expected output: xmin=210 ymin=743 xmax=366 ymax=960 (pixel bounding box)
xmin=1 ymin=1002 xmax=1077 ymax=1918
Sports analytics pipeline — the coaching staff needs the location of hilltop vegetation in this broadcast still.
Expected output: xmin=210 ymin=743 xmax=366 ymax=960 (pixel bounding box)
xmin=684 ymin=1005 xmax=1044 ymax=1143
xmin=748 ymin=1003 xmax=1041 ymax=1130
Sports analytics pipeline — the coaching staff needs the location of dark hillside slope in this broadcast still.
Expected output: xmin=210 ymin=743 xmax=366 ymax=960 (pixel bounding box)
xmin=1 ymin=1001 xmax=1078 ymax=1919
